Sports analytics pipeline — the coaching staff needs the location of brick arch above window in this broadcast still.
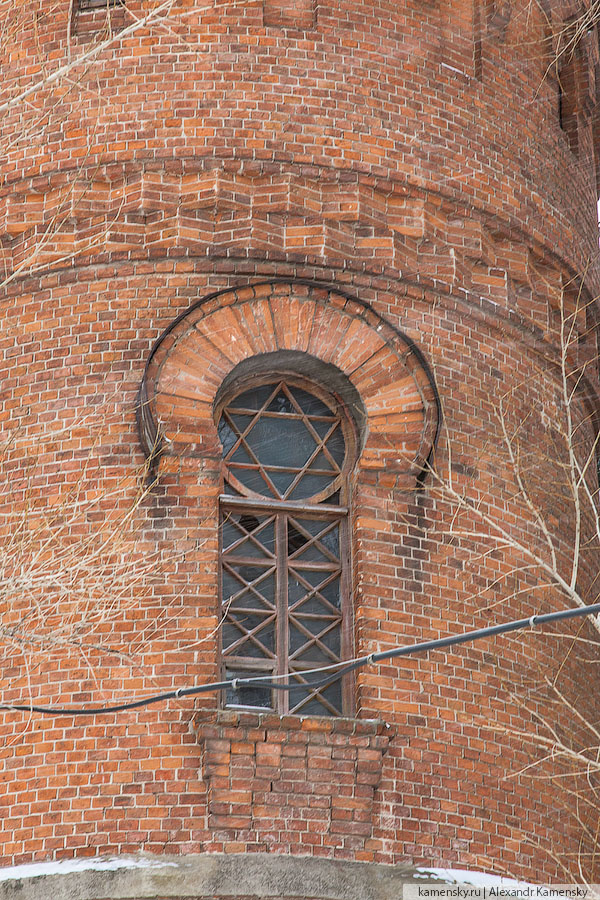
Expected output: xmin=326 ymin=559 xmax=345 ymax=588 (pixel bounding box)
xmin=139 ymin=281 xmax=440 ymax=488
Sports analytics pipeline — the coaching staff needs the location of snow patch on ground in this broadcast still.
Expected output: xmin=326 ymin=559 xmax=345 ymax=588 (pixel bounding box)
xmin=0 ymin=858 xmax=544 ymax=890
xmin=415 ymin=868 xmax=534 ymax=889
xmin=0 ymin=854 xmax=177 ymax=882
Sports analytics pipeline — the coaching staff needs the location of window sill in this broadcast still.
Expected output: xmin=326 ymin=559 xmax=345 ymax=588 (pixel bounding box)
xmin=194 ymin=706 xmax=392 ymax=736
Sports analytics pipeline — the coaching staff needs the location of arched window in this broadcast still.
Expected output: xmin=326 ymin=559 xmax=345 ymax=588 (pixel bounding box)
xmin=216 ymin=375 xmax=356 ymax=717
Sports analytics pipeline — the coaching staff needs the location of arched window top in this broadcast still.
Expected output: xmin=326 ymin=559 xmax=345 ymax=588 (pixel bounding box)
xmin=217 ymin=375 xmax=357 ymax=505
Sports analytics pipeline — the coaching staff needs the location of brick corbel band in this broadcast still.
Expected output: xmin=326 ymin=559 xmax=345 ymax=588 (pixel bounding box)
xmin=192 ymin=709 xmax=393 ymax=854
xmin=139 ymin=280 xmax=439 ymax=487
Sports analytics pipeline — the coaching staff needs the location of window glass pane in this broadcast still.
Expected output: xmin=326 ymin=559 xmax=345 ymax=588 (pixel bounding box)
xmin=246 ymin=417 xmax=317 ymax=471
xmin=291 ymin=566 xmax=339 ymax=591
xmin=233 ymin=384 xmax=278 ymax=412
xmin=289 ymin=619 xmax=341 ymax=663
xmin=288 ymin=386 xmax=332 ymax=418
xmin=222 ymin=614 xmax=276 ymax=658
xmin=308 ymin=450 xmax=338 ymax=475
xmin=288 ymin=474 xmax=336 ymax=500
xmin=287 ymin=521 xmax=308 ymax=554
xmin=230 ymin=465 xmax=275 ymax=497
xmin=287 ymin=518 xmax=339 ymax=562
xmin=222 ymin=513 xmax=275 ymax=557
xmin=266 ymin=389 xmax=295 ymax=414
xmin=317 ymin=576 xmax=342 ymax=610
xmin=222 ymin=554 xmax=277 ymax=660
xmin=223 ymin=563 xmax=275 ymax=606
xmin=225 ymin=669 xmax=272 ymax=709
xmin=218 ymin=417 xmax=237 ymax=455
xmin=288 ymin=572 xmax=341 ymax=616
xmin=289 ymin=677 xmax=342 ymax=717
xmin=223 ymin=568 xmax=276 ymax=611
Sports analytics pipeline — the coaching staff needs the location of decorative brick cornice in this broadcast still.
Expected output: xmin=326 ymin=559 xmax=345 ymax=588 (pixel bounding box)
xmin=0 ymin=159 xmax=593 ymax=321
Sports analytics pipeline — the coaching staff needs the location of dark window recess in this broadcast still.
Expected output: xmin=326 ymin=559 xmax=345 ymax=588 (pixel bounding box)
xmin=217 ymin=377 xmax=355 ymax=717
xmin=558 ymin=54 xmax=580 ymax=155
xmin=78 ymin=0 xmax=124 ymax=9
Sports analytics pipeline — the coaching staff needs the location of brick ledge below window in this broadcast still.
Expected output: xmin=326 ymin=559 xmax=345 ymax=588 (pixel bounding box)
xmin=192 ymin=709 xmax=393 ymax=855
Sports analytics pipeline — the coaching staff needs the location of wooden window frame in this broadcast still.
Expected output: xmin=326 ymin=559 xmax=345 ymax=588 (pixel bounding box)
xmin=77 ymin=0 xmax=124 ymax=9
xmin=216 ymin=375 xmax=356 ymax=717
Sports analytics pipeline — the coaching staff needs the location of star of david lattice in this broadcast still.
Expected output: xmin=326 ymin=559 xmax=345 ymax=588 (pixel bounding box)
xmin=218 ymin=380 xmax=347 ymax=503
xmin=217 ymin=376 xmax=355 ymax=717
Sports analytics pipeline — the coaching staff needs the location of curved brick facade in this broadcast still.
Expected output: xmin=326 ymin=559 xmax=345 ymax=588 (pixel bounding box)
xmin=1 ymin=0 xmax=600 ymax=890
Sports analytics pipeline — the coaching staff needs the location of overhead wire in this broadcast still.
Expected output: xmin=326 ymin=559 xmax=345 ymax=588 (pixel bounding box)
xmin=2 ymin=601 xmax=600 ymax=717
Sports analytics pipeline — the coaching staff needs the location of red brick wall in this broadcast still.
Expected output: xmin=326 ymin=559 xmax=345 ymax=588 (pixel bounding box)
xmin=0 ymin=0 xmax=599 ymax=886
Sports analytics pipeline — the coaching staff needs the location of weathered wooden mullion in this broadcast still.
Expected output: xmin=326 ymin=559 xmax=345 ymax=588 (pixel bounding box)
xmin=231 ymin=461 xmax=338 ymax=476
xmin=225 ymin=605 xmax=280 ymax=617
xmin=287 ymin=560 xmax=340 ymax=571
xmin=223 ymin=656 xmax=275 ymax=672
xmin=223 ymin=555 xmax=276 ymax=568
xmin=287 ymin=611 xmax=341 ymax=621
xmin=220 ymin=495 xmax=348 ymax=517
xmin=276 ymin=513 xmax=289 ymax=714
xmin=226 ymin=406 xmax=337 ymax=423
xmin=287 ymin=659 xmax=344 ymax=672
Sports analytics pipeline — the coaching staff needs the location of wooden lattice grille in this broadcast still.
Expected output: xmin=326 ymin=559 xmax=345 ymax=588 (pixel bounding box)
xmin=218 ymin=380 xmax=349 ymax=503
xmin=217 ymin=377 xmax=353 ymax=717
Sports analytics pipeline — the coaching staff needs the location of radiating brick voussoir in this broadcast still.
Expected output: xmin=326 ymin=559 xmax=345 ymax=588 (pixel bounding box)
xmin=145 ymin=282 xmax=439 ymax=482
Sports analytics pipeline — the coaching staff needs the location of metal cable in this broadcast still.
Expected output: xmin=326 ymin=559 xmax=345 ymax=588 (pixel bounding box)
xmin=2 ymin=602 xmax=599 ymax=716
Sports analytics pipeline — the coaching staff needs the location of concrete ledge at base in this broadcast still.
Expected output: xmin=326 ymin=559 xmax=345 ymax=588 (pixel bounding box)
xmin=0 ymin=853 xmax=420 ymax=900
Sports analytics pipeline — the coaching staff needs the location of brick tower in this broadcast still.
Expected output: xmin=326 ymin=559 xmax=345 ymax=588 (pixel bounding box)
xmin=1 ymin=0 xmax=600 ymax=896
